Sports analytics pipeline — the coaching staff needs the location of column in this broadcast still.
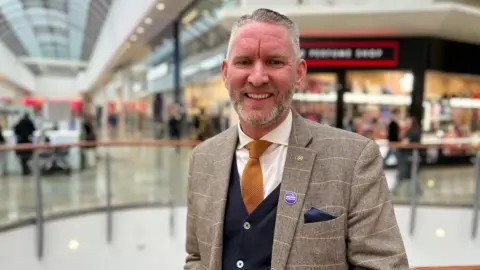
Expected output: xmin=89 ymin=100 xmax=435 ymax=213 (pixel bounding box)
xmin=173 ymin=19 xmax=185 ymax=137
xmin=409 ymin=69 xmax=426 ymax=126
xmin=335 ymin=70 xmax=346 ymax=129
xmin=173 ymin=19 xmax=182 ymax=105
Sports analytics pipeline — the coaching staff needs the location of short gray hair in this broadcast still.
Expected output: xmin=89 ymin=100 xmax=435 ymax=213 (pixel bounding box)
xmin=226 ymin=8 xmax=301 ymax=59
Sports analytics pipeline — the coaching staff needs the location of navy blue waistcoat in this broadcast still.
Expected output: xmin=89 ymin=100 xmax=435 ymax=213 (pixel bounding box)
xmin=222 ymin=157 xmax=281 ymax=270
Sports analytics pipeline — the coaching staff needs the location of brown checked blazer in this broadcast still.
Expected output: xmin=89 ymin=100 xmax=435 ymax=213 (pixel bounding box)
xmin=184 ymin=111 xmax=409 ymax=270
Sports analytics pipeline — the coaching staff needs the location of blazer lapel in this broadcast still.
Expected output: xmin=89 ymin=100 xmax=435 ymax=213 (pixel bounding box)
xmin=271 ymin=112 xmax=316 ymax=270
xmin=208 ymin=126 xmax=238 ymax=270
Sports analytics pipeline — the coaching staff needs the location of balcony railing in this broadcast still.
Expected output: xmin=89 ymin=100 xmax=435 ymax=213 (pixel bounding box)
xmin=0 ymin=138 xmax=479 ymax=268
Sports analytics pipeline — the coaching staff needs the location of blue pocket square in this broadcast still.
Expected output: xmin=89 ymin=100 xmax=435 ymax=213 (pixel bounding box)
xmin=304 ymin=207 xmax=337 ymax=224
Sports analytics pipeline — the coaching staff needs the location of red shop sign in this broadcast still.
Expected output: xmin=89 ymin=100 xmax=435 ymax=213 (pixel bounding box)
xmin=300 ymin=41 xmax=399 ymax=67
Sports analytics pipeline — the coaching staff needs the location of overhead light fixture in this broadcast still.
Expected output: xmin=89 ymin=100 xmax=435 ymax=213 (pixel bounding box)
xmin=182 ymin=9 xmax=198 ymax=25
xmin=137 ymin=27 xmax=144 ymax=34
xmin=69 ymin=240 xmax=80 ymax=250
xmin=435 ymin=228 xmax=446 ymax=238
xmin=156 ymin=3 xmax=165 ymax=10
xmin=130 ymin=35 xmax=137 ymax=41
xmin=144 ymin=17 xmax=152 ymax=24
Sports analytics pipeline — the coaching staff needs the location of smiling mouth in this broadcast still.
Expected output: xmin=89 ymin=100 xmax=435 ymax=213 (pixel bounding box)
xmin=245 ymin=93 xmax=273 ymax=100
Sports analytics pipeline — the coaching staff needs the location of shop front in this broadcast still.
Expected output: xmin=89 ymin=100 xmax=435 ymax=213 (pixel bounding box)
xmin=184 ymin=77 xmax=229 ymax=116
xmin=297 ymin=37 xmax=480 ymax=165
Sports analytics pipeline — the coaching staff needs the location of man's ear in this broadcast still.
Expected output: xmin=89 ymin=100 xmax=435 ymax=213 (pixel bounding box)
xmin=221 ymin=59 xmax=228 ymax=88
xmin=295 ymin=59 xmax=307 ymax=90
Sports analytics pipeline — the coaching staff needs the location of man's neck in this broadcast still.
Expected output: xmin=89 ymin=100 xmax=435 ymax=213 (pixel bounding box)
xmin=240 ymin=111 xmax=289 ymax=140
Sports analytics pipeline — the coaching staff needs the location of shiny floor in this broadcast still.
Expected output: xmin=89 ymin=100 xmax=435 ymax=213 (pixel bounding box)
xmin=0 ymin=146 xmax=477 ymax=228
xmin=1 ymin=207 xmax=479 ymax=269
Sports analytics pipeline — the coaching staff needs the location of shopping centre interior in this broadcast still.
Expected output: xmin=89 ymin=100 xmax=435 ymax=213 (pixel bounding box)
xmin=1 ymin=0 xmax=480 ymax=269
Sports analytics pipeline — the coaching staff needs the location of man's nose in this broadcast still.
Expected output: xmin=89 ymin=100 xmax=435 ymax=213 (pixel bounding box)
xmin=247 ymin=61 xmax=268 ymax=87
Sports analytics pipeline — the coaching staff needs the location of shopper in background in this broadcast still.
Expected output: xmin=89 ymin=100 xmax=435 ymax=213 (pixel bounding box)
xmin=80 ymin=113 xmax=97 ymax=169
xmin=394 ymin=115 xmax=422 ymax=195
xmin=168 ymin=103 xmax=182 ymax=153
xmin=0 ymin=124 xmax=6 ymax=176
xmin=384 ymin=108 xmax=401 ymax=166
xmin=13 ymin=113 xmax=36 ymax=175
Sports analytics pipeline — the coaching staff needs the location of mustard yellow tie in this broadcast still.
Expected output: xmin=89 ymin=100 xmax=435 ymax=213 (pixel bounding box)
xmin=242 ymin=140 xmax=272 ymax=214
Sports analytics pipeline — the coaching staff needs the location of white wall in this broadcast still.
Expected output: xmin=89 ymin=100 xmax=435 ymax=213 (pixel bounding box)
xmin=84 ymin=0 xmax=156 ymax=91
xmin=0 ymin=81 xmax=20 ymax=98
xmin=0 ymin=43 xmax=36 ymax=92
xmin=35 ymin=76 xmax=81 ymax=99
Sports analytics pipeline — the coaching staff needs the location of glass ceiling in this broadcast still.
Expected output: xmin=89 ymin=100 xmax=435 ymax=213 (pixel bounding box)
xmin=149 ymin=0 xmax=234 ymax=66
xmin=0 ymin=0 xmax=112 ymax=61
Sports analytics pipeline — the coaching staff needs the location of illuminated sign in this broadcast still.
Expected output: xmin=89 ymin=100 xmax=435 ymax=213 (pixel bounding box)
xmin=300 ymin=41 xmax=399 ymax=67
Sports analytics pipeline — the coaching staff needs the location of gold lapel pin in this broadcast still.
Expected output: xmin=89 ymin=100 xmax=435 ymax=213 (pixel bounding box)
xmin=296 ymin=155 xmax=303 ymax=161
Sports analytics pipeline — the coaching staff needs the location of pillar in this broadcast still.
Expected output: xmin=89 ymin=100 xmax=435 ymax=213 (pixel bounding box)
xmin=335 ymin=70 xmax=346 ymax=129
xmin=173 ymin=19 xmax=182 ymax=105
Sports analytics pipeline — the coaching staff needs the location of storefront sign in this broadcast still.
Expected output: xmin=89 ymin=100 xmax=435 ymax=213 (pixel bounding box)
xmin=300 ymin=41 xmax=399 ymax=67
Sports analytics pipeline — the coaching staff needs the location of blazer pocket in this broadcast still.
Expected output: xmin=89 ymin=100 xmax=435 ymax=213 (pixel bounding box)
xmin=299 ymin=213 xmax=346 ymax=236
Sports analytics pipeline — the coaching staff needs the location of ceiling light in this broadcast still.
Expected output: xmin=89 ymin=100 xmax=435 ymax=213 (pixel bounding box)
xmin=137 ymin=27 xmax=144 ymax=34
xmin=182 ymin=9 xmax=198 ymax=25
xmin=69 ymin=240 xmax=80 ymax=250
xmin=144 ymin=17 xmax=152 ymax=24
xmin=427 ymin=179 xmax=435 ymax=188
xmin=130 ymin=35 xmax=137 ymax=41
xmin=156 ymin=3 xmax=165 ymax=10
xmin=435 ymin=228 xmax=446 ymax=238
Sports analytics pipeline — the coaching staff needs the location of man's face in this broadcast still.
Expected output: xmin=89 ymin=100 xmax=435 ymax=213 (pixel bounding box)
xmin=221 ymin=21 xmax=306 ymax=128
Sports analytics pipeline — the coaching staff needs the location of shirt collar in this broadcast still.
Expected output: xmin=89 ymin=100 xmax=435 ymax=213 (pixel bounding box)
xmin=237 ymin=110 xmax=292 ymax=150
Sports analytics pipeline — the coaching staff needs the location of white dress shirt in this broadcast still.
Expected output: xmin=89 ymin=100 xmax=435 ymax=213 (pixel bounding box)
xmin=236 ymin=110 xmax=292 ymax=199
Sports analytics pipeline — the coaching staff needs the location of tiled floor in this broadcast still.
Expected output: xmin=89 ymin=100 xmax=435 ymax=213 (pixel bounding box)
xmin=0 ymin=146 xmax=478 ymax=229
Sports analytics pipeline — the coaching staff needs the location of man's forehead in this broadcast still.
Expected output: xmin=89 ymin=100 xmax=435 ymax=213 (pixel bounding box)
xmin=233 ymin=21 xmax=290 ymax=43
xmin=230 ymin=22 xmax=292 ymax=54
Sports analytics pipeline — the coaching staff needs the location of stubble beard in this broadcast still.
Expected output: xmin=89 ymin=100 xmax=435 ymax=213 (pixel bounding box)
xmin=228 ymin=79 xmax=296 ymax=129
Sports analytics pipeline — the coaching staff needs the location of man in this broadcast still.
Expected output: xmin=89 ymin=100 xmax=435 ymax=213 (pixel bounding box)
xmin=14 ymin=113 xmax=36 ymax=175
xmin=384 ymin=108 xmax=400 ymax=166
xmin=185 ymin=8 xmax=408 ymax=270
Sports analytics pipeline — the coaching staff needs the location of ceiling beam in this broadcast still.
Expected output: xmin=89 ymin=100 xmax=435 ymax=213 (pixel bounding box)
xmin=18 ymin=57 xmax=88 ymax=68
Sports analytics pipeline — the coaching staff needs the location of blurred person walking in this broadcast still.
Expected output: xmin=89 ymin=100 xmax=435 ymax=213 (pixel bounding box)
xmin=168 ymin=103 xmax=182 ymax=153
xmin=0 ymin=124 xmax=6 ymax=176
xmin=384 ymin=108 xmax=401 ymax=167
xmin=80 ymin=113 xmax=97 ymax=169
xmin=13 ymin=113 xmax=35 ymax=176
xmin=184 ymin=8 xmax=408 ymax=270
xmin=394 ymin=115 xmax=422 ymax=196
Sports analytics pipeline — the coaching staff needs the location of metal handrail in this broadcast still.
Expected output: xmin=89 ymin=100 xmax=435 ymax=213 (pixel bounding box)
xmin=0 ymin=138 xmax=478 ymax=259
xmin=0 ymin=139 xmax=201 ymax=151
xmin=1 ymin=137 xmax=480 ymax=151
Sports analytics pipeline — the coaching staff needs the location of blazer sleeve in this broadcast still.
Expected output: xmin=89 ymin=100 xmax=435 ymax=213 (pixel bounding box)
xmin=347 ymin=140 xmax=409 ymax=269
xmin=184 ymin=153 xmax=203 ymax=270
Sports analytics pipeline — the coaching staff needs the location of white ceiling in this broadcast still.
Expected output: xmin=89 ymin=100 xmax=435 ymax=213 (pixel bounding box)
xmin=218 ymin=2 xmax=480 ymax=45
xmin=92 ymin=0 xmax=195 ymax=90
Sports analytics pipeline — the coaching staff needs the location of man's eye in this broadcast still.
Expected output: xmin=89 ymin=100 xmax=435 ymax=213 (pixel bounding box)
xmin=267 ymin=60 xmax=283 ymax=65
xmin=236 ymin=60 xmax=250 ymax=65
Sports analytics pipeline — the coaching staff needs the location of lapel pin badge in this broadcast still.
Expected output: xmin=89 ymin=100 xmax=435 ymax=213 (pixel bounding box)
xmin=285 ymin=191 xmax=297 ymax=205
xmin=296 ymin=155 xmax=303 ymax=161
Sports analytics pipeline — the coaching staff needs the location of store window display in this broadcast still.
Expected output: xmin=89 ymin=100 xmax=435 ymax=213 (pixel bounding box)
xmin=422 ymin=71 xmax=480 ymax=158
xmin=293 ymin=73 xmax=337 ymax=126
xmin=344 ymin=71 xmax=412 ymax=140
xmin=184 ymin=77 xmax=231 ymax=139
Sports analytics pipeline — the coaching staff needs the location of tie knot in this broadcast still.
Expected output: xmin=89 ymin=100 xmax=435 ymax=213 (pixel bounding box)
xmin=247 ymin=140 xmax=272 ymax=159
